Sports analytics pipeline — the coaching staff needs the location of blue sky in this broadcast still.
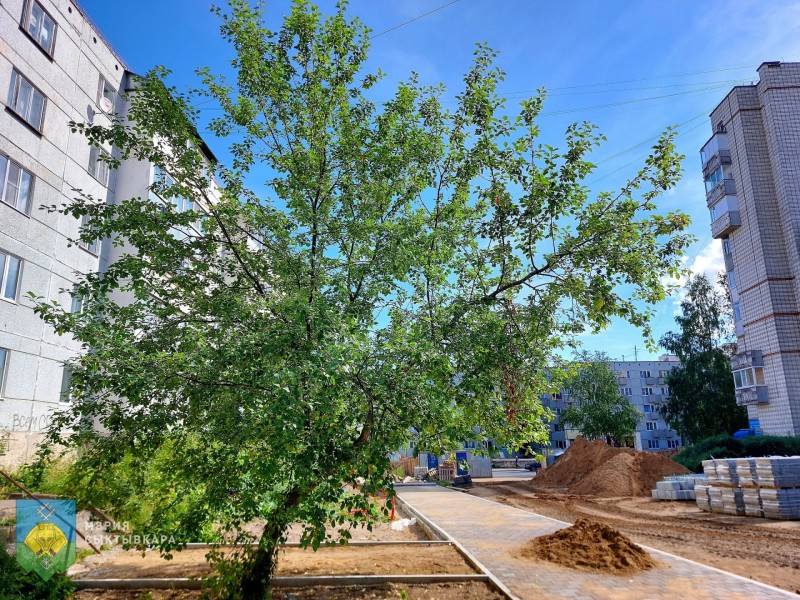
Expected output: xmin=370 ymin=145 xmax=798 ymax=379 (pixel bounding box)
xmin=78 ymin=0 xmax=800 ymax=360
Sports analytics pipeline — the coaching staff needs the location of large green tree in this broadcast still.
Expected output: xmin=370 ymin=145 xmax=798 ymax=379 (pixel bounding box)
xmin=560 ymin=351 xmax=641 ymax=447
xmin=659 ymin=274 xmax=748 ymax=444
xmin=34 ymin=1 xmax=690 ymax=596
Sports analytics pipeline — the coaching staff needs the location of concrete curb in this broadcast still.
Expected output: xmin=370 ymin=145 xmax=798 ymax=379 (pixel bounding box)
xmin=181 ymin=540 xmax=453 ymax=549
xmin=395 ymin=493 xmax=520 ymax=600
xmin=73 ymin=574 xmax=491 ymax=590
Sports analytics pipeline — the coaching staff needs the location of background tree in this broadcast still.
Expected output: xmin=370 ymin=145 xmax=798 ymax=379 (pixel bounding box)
xmin=560 ymin=351 xmax=641 ymax=446
xmin=659 ymin=274 xmax=748 ymax=444
xmin=33 ymin=1 xmax=690 ymax=596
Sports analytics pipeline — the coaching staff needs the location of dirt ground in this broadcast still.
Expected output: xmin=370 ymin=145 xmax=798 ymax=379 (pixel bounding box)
xmin=69 ymin=515 xmax=500 ymax=599
xmin=71 ymin=543 xmax=475 ymax=579
xmin=469 ymin=480 xmax=800 ymax=594
xmin=75 ymin=582 xmax=504 ymax=600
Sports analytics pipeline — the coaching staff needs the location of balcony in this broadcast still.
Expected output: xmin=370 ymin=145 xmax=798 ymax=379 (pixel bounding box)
xmin=711 ymin=209 xmax=741 ymax=238
xmin=724 ymin=250 xmax=734 ymax=271
xmin=645 ymin=377 xmax=656 ymax=385
xmin=736 ymin=386 xmax=769 ymax=406
xmin=701 ymin=132 xmax=731 ymax=178
xmin=706 ymin=177 xmax=737 ymax=205
xmin=730 ymin=350 xmax=763 ymax=370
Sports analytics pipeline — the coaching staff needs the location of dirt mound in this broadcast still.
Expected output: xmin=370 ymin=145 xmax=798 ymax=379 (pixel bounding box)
xmin=533 ymin=437 xmax=689 ymax=496
xmin=520 ymin=518 xmax=657 ymax=575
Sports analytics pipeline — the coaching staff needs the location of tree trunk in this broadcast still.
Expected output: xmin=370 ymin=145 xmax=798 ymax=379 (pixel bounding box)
xmin=239 ymin=519 xmax=285 ymax=600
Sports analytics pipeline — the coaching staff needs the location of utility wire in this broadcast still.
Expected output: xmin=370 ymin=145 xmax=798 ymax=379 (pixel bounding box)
xmin=370 ymin=0 xmax=462 ymax=39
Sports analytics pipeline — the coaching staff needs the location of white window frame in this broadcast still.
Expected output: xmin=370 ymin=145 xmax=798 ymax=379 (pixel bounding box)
xmin=0 ymin=347 xmax=8 ymax=397
xmin=8 ymin=69 xmax=47 ymax=132
xmin=59 ymin=365 xmax=72 ymax=403
xmin=97 ymin=76 xmax=116 ymax=112
xmin=620 ymin=387 xmax=632 ymax=396
xmin=643 ymin=404 xmax=655 ymax=414
xmin=23 ymin=0 xmax=58 ymax=56
xmin=0 ymin=249 xmax=23 ymax=302
xmin=667 ymin=439 xmax=680 ymax=449
xmin=642 ymin=387 xmax=653 ymax=396
xmin=79 ymin=214 xmax=101 ymax=255
xmin=648 ymin=439 xmax=660 ymax=449
xmin=640 ymin=370 xmax=652 ymax=378
xmin=733 ymin=366 xmax=765 ymax=389
xmin=0 ymin=154 xmax=34 ymax=215
xmin=646 ymin=421 xmax=658 ymax=431
xmin=88 ymin=146 xmax=110 ymax=186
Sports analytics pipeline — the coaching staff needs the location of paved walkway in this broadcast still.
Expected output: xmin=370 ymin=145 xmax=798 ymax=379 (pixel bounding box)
xmin=396 ymin=485 xmax=796 ymax=600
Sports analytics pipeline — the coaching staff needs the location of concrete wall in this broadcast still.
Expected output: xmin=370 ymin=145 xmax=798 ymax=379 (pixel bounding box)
xmin=0 ymin=0 xmax=130 ymax=466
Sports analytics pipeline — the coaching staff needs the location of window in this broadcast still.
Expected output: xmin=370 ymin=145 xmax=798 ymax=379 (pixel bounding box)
xmin=661 ymin=387 xmax=670 ymax=397
xmin=659 ymin=369 xmax=670 ymax=378
xmin=0 ymin=250 xmax=22 ymax=301
xmin=640 ymin=370 xmax=651 ymax=378
xmin=646 ymin=421 xmax=658 ymax=431
xmin=728 ymin=270 xmax=736 ymax=290
xmin=79 ymin=214 xmax=101 ymax=255
xmin=709 ymin=205 xmax=717 ymax=221
xmin=667 ymin=439 xmax=680 ymax=449
xmin=722 ymin=237 xmax=733 ymax=256
xmin=626 ymin=370 xmax=631 ymax=379
xmin=70 ymin=294 xmax=83 ymax=314
xmin=0 ymin=347 xmax=7 ymax=396
xmin=23 ymin=0 xmax=57 ymax=55
xmin=648 ymin=439 xmax=660 ymax=449
xmin=554 ymin=440 xmax=566 ymax=449
xmin=643 ymin=404 xmax=655 ymax=414
xmin=8 ymin=70 xmax=46 ymax=131
xmin=616 ymin=371 xmax=627 ymax=379
xmin=733 ymin=301 xmax=742 ymax=322
xmin=704 ymin=165 xmax=732 ymax=193
xmin=642 ymin=387 xmax=653 ymax=396
xmin=0 ymin=154 xmax=33 ymax=214
xmin=620 ymin=387 xmax=632 ymax=396
xmin=88 ymin=146 xmax=110 ymax=186
xmin=59 ymin=366 xmax=71 ymax=403
xmin=733 ymin=367 xmax=765 ymax=389
xmin=97 ymin=76 xmax=116 ymax=112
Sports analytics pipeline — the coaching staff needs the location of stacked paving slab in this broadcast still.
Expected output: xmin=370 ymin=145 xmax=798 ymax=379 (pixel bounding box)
xmin=651 ymin=475 xmax=705 ymax=501
xmin=695 ymin=457 xmax=800 ymax=519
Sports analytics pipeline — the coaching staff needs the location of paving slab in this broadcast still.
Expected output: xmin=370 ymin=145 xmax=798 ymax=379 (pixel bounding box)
xmin=396 ymin=485 xmax=795 ymax=600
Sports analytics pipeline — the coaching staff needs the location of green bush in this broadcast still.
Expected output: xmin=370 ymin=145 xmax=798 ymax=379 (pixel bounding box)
xmin=0 ymin=547 xmax=74 ymax=600
xmin=674 ymin=434 xmax=800 ymax=473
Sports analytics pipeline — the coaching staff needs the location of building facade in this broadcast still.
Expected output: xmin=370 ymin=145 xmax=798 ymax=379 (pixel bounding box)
xmin=701 ymin=62 xmax=800 ymax=436
xmin=540 ymin=356 xmax=683 ymax=459
xmin=0 ymin=0 xmax=216 ymax=466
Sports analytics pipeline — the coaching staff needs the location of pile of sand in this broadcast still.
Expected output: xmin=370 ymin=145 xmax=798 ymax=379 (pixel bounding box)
xmin=533 ymin=437 xmax=689 ymax=497
xmin=520 ymin=518 xmax=656 ymax=575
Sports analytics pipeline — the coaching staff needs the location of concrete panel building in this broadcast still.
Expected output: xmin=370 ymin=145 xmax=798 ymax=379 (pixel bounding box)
xmin=540 ymin=356 xmax=682 ymax=459
xmin=701 ymin=62 xmax=800 ymax=436
xmin=0 ymin=0 xmax=216 ymax=465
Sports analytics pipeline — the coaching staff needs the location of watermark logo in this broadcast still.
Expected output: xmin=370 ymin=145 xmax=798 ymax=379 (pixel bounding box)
xmin=16 ymin=500 xmax=76 ymax=580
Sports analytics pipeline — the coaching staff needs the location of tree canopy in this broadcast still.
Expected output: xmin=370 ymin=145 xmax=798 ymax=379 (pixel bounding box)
xmin=33 ymin=0 xmax=691 ymax=595
xmin=659 ymin=274 xmax=748 ymax=444
xmin=560 ymin=351 xmax=640 ymax=447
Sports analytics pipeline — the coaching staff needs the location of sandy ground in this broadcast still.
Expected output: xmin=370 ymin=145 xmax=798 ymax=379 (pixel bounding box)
xmin=68 ymin=516 xmax=500 ymax=599
xmin=468 ymin=480 xmax=800 ymax=594
xmin=71 ymin=543 xmax=475 ymax=579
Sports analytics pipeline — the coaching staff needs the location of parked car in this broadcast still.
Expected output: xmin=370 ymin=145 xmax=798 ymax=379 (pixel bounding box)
xmin=524 ymin=461 xmax=542 ymax=472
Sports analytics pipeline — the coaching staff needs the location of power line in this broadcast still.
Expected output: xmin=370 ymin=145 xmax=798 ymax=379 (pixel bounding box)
xmin=370 ymin=0 xmax=462 ymax=39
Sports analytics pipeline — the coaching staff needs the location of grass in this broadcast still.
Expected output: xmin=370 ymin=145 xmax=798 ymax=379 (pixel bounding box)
xmin=0 ymin=516 xmax=16 ymax=527
xmin=76 ymin=548 xmax=96 ymax=562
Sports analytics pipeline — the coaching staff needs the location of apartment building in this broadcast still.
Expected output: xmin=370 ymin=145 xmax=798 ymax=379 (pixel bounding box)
xmin=541 ymin=356 xmax=682 ymax=458
xmin=701 ymin=62 xmax=800 ymax=436
xmin=0 ymin=0 xmax=216 ymax=466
